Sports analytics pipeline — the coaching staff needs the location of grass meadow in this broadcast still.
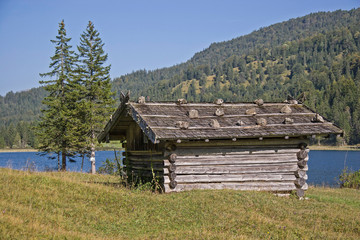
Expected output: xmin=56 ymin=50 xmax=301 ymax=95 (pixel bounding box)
xmin=0 ymin=168 xmax=359 ymax=239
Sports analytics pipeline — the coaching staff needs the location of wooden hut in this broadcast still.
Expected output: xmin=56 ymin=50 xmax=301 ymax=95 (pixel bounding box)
xmin=98 ymin=94 xmax=342 ymax=197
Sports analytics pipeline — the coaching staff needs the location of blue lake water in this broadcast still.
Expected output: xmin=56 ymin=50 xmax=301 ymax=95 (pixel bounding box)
xmin=0 ymin=151 xmax=118 ymax=173
xmin=0 ymin=150 xmax=359 ymax=187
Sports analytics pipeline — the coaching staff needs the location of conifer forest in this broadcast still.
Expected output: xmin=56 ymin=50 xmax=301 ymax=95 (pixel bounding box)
xmin=1 ymin=8 xmax=360 ymax=149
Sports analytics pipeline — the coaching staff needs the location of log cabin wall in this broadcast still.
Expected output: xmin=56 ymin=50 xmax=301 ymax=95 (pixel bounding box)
xmin=122 ymin=137 xmax=310 ymax=195
xmin=124 ymin=150 xmax=165 ymax=185
xmin=123 ymin=123 xmax=164 ymax=184
xmin=162 ymin=138 xmax=309 ymax=194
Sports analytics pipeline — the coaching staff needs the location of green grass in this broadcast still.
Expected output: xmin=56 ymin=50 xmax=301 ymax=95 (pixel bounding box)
xmin=309 ymin=145 xmax=360 ymax=151
xmin=1 ymin=168 xmax=359 ymax=239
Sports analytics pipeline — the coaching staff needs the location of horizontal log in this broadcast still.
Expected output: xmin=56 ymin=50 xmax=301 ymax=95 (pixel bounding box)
xmin=126 ymin=170 xmax=164 ymax=178
xmin=174 ymin=153 xmax=297 ymax=160
xmin=166 ymin=147 xmax=301 ymax=156
xmin=142 ymin=112 xmax=315 ymax=119
xmin=131 ymin=166 xmax=164 ymax=171
xmin=164 ymin=182 xmax=296 ymax=192
xmin=127 ymin=156 xmax=164 ymax=162
xmin=152 ymin=122 xmax=332 ymax=131
xmin=164 ymin=173 xmax=296 ymax=184
xmin=127 ymin=164 xmax=162 ymax=170
xmin=174 ymin=138 xmax=308 ymax=148
xmin=164 ymin=158 xmax=298 ymax=167
xmin=127 ymin=151 xmax=163 ymax=156
xmin=163 ymin=164 xmax=297 ymax=175
xmin=175 ymin=150 xmax=298 ymax=158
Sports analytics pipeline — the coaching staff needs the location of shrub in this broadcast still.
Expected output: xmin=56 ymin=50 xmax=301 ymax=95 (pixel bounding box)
xmin=339 ymin=168 xmax=360 ymax=189
xmin=98 ymin=157 xmax=124 ymax=177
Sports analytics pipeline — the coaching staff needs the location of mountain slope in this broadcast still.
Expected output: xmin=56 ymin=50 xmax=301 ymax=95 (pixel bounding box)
xmin=1 ymin=8 xmax=360 ymax=147
xmin=112 ymin=8 xmax=360 ymax=98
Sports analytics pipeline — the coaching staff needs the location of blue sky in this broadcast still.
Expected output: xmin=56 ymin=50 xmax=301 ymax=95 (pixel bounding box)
xmin=0 ymin=0 xmax=358 ymax=96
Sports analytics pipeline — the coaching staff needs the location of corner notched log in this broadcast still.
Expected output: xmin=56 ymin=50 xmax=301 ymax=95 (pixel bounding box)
xmin=294 ymin=169 xmax=307 ymax=178
xmin=169 ymin=180 xmax=177 ymax=189
xmin=297 ymin=149 xmax=308 ymax=160
xmin=168 ymin=153 xmax=177 ymax=163
xmin=297 ymin=160 xmax=307 ymax=168
xmin=295 ymin=148 xmax=310 ymax=198
xmin=294 ymin=177 xmax=306 ymax=187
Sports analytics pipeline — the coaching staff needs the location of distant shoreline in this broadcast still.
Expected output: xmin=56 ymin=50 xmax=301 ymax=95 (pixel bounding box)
xmin=0 ymin=145 xmax=359 ymax=153
xmin=309 ymin=145 xmax=360 ymax=151
xmin=0 ymin=149 xmax=38 ymax=153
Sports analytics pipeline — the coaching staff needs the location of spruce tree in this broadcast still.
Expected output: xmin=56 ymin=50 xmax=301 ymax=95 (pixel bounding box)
xmin=36 ymin=20 xmax=77 ymax=171
xmin=76 ymin=21 xmax=115 ymax=174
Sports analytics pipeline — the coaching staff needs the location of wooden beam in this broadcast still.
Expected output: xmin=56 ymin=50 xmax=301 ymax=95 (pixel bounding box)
xmin=173 ymin=138 xmax=308 ymax=148
xmin=150 ymin=122 xmax=336 ymax=130
xmin=141 ymin=112 xmax=316 ymax=119
xmin=164 ymin=182 xmax=296 ymax=192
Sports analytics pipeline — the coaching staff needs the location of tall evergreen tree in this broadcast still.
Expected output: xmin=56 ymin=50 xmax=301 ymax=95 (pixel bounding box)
xmin=36 ymin=20 xmax=77 ymax=171
xmin=77 ymin=21 xmax=115 ymax=174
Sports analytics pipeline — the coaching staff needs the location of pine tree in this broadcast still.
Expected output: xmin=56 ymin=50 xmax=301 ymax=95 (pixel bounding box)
xmin=77 ymin=21 xmax=115 ymax=174
xmin=36 ymin=20 xmax=77 ymax=171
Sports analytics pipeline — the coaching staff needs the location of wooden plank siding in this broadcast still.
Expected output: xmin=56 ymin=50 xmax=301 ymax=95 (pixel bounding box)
xmin=123 ymin=144 xmax=308 ymax=194
xmin=163 ymin=146 xmax=302 ymax=193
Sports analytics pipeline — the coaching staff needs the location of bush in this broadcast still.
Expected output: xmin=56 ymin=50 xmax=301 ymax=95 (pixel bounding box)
xmin=339 ymin=168 xmax=360 ymax=189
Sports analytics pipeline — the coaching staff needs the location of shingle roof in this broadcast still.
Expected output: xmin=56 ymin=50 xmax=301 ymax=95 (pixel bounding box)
xmin=98 ymin=100 xmax=343 ymax=143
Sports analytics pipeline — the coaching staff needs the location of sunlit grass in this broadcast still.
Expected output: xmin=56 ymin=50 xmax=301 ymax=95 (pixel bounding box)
xmin=1 ymin=168 xmax=359 ymax=239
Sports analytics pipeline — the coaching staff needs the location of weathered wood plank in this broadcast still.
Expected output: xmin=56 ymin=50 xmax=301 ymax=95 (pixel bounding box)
xmin=127 ymin=151 xmax=163 ymax=156
xmin=131 ymin=166 xmax=164 ymax=171
xmin=163 ymin=164 xmax=298 ymax=175
xmin=128 ymin=161 xmax=164 ymax=168
xmin=142 ymin=112 xmax=316 ymax=119
xmin=166 ymin=147 xmax=301 ymax=156
xmin=172 ymin=150 xmax=299 ymax=158
xmin=127 ymin=172 xmax=164 ymax=178
xmin=127 ymin=156 xmax=164 ymax=162
xmin=164 ymin=173 xmax=296 ymax=184
xmin=173 ymin=154 xmax=298 ymax=161
xmin=152 ymin=122 xmax=333 ymax=130
xmin=164 ymin=158 xmax=298 ymax=167
xmin=164 ymin=182 xmax=296 ymax=192
xmin=174 ymin=139 xmax=308 ymax=148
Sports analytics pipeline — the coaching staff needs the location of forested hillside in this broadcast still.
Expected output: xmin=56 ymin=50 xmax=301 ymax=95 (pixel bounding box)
xmin=112 ymin=8 xmax=360 ymax=98
xmin=1 ymin=8 xmax=360 ymax=148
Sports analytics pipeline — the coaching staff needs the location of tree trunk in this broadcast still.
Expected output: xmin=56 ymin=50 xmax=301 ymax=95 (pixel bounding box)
xmin=90 ymin=147 xmax=96 ymax=174
xmin=90 ymin=131 xmax=96 ymax=174
xmin=57 ymin=152 xmax=60 ymax=171
xmin=81 ymin=154 xmax=84 ymax=172
xmin=61 ymin=150 xmax=66 ymax=171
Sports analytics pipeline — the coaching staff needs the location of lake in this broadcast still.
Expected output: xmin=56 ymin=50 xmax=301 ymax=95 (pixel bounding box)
xmin=0 ymin=150 xmax=359 ymax=187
